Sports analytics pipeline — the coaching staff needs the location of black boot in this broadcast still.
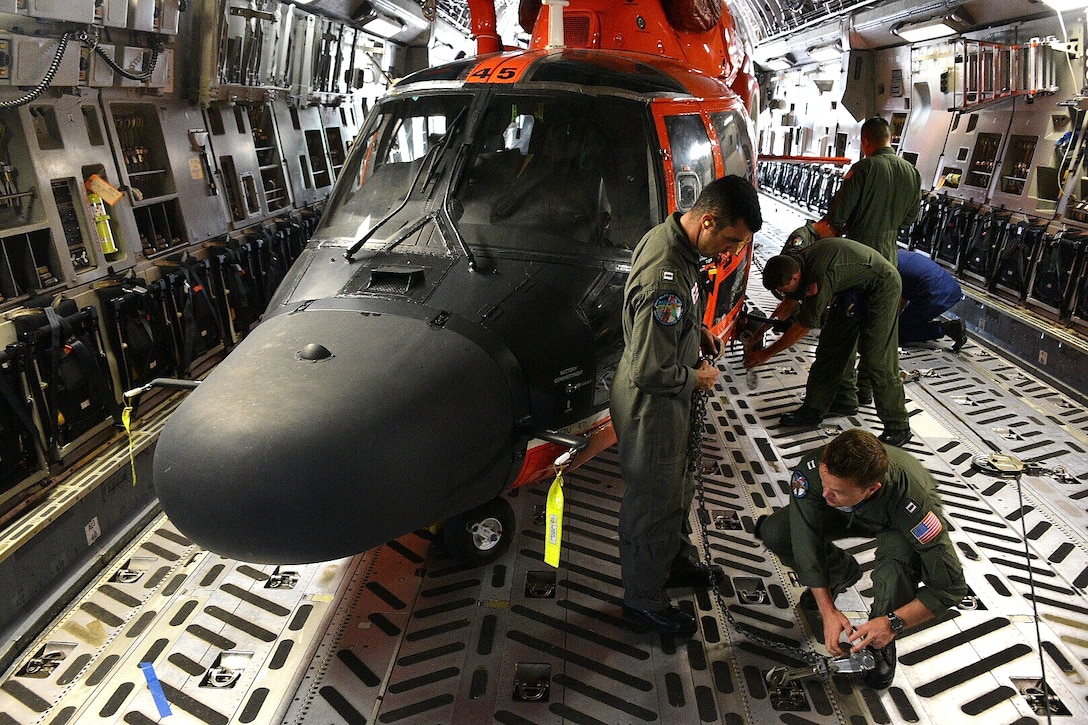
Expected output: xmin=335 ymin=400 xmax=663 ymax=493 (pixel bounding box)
xmin=623 ymin=604 xmax=698 ymax=636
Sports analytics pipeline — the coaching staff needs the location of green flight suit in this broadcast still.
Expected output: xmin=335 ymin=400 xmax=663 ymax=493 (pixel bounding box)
xmin=758 ymin=442 xmax=968 ymax=619
xmin=826 ymin=147 xmax=921 ymax=405
xmin=612 ymin=212 xmax=705 ymax=611
xmin=792 ymin=239 xmax=909 ymax=432
xmin=826 ymin=146 xmax=922 ymax=263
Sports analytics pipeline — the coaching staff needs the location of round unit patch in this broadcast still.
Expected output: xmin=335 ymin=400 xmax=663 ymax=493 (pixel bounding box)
xmin=791 ymin=471 xmax=809 ymax=498
xmin=653 ymin=293 xmax=684 ymax=326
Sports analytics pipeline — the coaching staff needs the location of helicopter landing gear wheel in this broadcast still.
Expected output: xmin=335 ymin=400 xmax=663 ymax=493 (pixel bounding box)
xmin=443 ymin=497 xmax=515 ymax=565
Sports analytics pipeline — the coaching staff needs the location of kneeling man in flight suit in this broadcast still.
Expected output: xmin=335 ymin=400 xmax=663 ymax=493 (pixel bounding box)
xmin=756 ymin=429 xmax=967 ymax=689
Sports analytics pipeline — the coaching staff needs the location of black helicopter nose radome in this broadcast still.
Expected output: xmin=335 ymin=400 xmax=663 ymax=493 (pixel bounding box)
xmin=153 ymin=304 xmax=518 ymax=564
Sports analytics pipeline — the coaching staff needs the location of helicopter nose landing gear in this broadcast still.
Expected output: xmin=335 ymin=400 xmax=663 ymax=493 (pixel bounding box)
xmin=442 ymin=497 xmax=516 ymax=565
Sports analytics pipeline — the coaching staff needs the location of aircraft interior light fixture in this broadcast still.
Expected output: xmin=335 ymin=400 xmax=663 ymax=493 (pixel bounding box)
xmin=1041 ymin=0 xmax=1088 ymax=10
xmin=893 ymin=7 xmax=975 ymax=43
xmin=362 ymin=14 xmax=405 ymax=37
xmin=759 ymin=39 xmax=789 ymax=59
xmin=763 ymin=56 xmax=793 ymax=71
xmin=807 ymin=43 xmax=842 ymax=63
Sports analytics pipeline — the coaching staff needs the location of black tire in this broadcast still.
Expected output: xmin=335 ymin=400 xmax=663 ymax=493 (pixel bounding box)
xmin=443 ymin=497 xmax=515 ymax=565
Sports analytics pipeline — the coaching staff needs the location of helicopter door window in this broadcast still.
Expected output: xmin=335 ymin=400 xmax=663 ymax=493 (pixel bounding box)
xmin=664 ymin=114 xmax=714 ymax=212
xmin=711 ymin=110 xmax=755 ymax=182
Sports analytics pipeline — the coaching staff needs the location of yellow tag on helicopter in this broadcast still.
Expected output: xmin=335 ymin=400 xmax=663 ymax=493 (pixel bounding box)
xmin=544 ymin=470 xmax=564 ymax=567
xmin=122 ymin=405 xmax=137 ymax=485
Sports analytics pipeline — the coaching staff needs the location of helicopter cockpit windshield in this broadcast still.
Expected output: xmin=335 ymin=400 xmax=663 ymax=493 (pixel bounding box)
xmin=318 ymin=93 xmax=472 ymax=249
xmin=317 ymin=90 xmax=659 ymax=259
xmin=453 ymin=93 xmax=657 ymax=257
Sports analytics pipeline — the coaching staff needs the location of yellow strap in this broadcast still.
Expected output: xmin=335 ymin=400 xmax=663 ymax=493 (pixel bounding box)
xmin=544 ymin=470 xmax=564 ymax=567
xmin=122 ymin=405 xmax=137 ymax=485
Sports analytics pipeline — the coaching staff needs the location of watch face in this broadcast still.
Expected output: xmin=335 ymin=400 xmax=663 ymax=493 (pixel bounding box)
xmin=888 ymin=613 xmax=905 ymax=633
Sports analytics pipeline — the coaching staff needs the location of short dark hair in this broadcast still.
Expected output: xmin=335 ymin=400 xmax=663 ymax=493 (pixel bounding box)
xmin=821 ymin=429 xmax=889 ymax=487
xmin=762 ymin=254 xmax=800 ymax=290
xmin=861 ymin=117 xmax=891 ymax=146
xmin=692 ymin=175 xmax=763 ymax=233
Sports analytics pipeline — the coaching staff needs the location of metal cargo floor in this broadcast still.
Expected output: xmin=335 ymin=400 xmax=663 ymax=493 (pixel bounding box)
xmin=3 ymin=195 xmax=1088 ymax=723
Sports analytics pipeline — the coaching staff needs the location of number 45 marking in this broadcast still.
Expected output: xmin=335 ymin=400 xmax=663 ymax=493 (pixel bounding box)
xmin=469 ymin=65 xmax=518 ymax=82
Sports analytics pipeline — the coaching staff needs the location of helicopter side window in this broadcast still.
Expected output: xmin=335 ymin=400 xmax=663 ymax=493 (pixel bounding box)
xmin=664 ymin=114 xmax=715 ymax=212
xmin=711 ymin=110 xmax=755 ymax=182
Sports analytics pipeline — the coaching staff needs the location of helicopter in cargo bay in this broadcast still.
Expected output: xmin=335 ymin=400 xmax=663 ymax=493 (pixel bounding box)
xmin=152 ymin=0 xmax=761 ymax=564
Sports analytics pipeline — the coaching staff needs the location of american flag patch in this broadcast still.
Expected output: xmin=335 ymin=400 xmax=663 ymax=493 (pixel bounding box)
xmin=911 ymin=511 xmax=943 ymax=544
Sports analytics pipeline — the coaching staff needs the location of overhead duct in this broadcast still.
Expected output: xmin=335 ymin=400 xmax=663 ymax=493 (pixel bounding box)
xmin=285 ymin=0 xmax=430 ymax=42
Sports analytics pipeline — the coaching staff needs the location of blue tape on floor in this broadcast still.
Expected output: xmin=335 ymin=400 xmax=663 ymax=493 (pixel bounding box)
xmin=139 ymin=661 xmax=173 ymax=717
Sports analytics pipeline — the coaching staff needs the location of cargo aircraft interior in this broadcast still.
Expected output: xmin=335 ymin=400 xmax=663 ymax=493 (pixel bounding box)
xmin=2 ymin=0 xmax=1088 ymax=723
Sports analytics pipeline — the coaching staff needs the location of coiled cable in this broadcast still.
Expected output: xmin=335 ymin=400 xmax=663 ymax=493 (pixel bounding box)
xmin=0 ymin=32 xmax=72 ymax=109
xmin=84 ymin=31 xmax=161 ymax=81
xmin=0 ymin=31 xmax=163 ymax=110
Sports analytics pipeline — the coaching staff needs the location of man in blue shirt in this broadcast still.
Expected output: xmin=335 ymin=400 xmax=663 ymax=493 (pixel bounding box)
xmin=896 ymin=250 xmax=967 ymax=349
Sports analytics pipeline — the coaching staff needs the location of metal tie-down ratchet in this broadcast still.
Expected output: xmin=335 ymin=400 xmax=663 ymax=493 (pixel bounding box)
xmin=766 ymin=648 xmax=876 ymax=687
xmin=900 ymin=367 xmax=938 ymax=383
xmin=973 ymin=451 xmax=1072 ymax=482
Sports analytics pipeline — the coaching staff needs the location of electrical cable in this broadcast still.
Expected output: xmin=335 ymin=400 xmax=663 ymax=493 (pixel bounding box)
xmin=84 ymin=32 xmax=161 ymax=81
xmin=1055 ymin=9 xmax=1080 ymax=94
xmin=0 ymin=30 xmax=164 ymax=110
xmin=0 ymin=32 xmax=72 ymax=109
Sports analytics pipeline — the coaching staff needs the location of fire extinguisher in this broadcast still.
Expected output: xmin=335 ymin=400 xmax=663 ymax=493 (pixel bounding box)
xmin=88 ymin=192 xmax=118 ymax=254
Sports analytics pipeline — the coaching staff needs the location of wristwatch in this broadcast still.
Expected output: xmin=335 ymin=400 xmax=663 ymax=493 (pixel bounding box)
xmin=887 ymin=612 xmax=906 ymax=634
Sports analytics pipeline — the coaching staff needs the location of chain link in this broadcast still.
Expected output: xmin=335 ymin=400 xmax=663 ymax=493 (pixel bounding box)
xmin=689 ymin=383 xmax=826 ymax=665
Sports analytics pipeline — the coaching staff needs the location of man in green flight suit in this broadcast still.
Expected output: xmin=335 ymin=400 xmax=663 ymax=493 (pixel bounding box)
xmin=745 ymin=235 xmax=912 ymax=445
xmin=823 ymin=116 xmax=922 ymax=408
xmin=756 ymin=429 xmax=967 ymax=689
xmin=613 ymin=175 xmax=763 ymax=637
xmin=824 ymin=116 xmax=922 ymax=263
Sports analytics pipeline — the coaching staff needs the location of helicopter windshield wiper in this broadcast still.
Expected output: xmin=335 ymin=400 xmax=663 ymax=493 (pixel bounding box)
xmin=373 ymin=204 xmax=477 ymax=273
xmin=344 ymin=108 xmax=468 ymax=261
xmin=439 ymin=142 xmax=479 ymax=272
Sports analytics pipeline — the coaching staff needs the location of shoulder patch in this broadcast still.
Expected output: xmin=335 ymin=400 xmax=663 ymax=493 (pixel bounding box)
xmin=653 ymin=293 xmax=684 ymax=326
xmin=791 ymin=471 xmax=809 ymax=498
xmin=911 ymin=511 xmax=943 ymax=544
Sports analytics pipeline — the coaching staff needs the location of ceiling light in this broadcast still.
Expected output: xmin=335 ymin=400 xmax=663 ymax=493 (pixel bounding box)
xmin=759 ymin=40 xmax=789 ymax=58
xmin=362 ymin=15 xmax=404 ymax=38
xmin=808 ymin=44 xmax=842 ymax=63
xmin=763 ymin=57 xmax=793 ymax=71
xmin=1040 ymin=0 xmax=1088 ymax=10
xmin=894 ymin=7 xmax=974 ymax=43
